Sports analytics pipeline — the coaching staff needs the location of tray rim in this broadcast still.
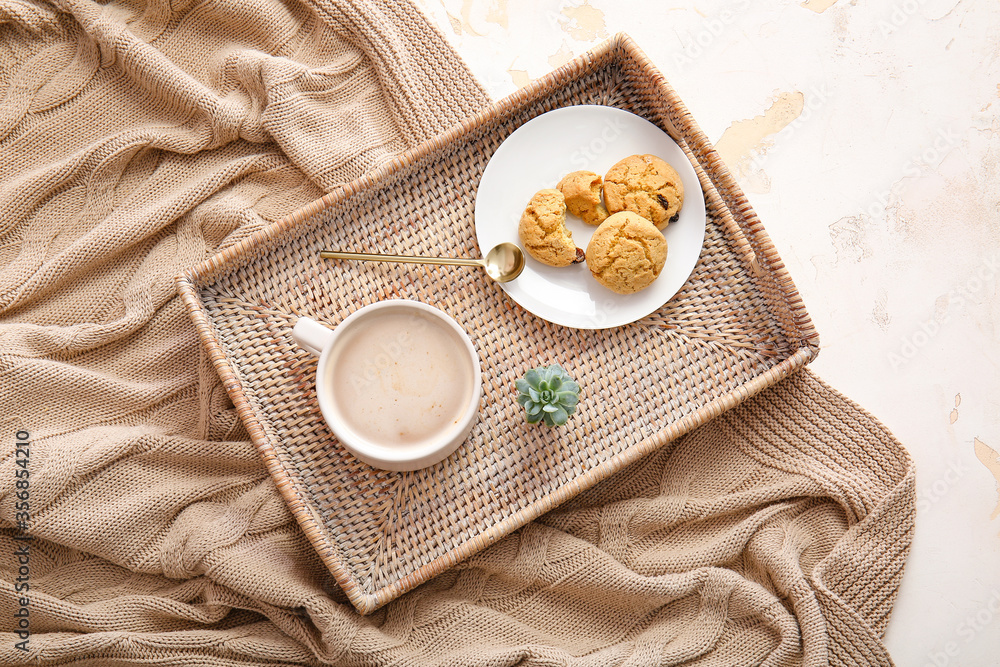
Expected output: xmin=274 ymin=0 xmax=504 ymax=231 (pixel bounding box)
xmin=175 ymin=32 xmax=820 ymax=615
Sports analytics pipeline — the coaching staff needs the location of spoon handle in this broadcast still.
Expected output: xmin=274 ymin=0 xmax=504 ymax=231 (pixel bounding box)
xmin=320 ymin=250 xmax=483 ymax=268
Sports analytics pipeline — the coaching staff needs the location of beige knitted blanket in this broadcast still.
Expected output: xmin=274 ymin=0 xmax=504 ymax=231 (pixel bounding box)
xmin=0 ymin=1 xmax=914 ymax=664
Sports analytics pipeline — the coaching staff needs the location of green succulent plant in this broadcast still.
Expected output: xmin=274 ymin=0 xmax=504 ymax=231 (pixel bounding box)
xmin=516 ymin=364 xmax=580 ymax=427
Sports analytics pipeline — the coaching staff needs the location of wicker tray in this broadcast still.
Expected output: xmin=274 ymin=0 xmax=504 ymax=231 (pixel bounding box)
xmin=176 ymin=33 xmax=819 ymax=615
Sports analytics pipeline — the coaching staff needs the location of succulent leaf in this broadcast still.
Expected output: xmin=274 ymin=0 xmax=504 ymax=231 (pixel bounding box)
xmin=556 ymin=391 xmax=579 ymax=407
xmin=549 ymin=406 xmax=569 ymax=426
xmin=516 ymin=364 xmax=580 ymax=428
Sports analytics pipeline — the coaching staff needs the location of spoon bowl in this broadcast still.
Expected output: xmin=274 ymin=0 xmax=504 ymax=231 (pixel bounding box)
xmin=483 ymin=242 xmax=525 ymax=282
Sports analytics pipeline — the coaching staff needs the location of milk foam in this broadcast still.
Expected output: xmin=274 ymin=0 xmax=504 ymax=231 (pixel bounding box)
xmin=325 ymin=309 xmax=474 ymax=447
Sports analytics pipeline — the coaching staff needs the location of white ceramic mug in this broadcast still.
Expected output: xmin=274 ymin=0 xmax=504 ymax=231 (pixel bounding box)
xmin=292 ymin=300 xmax=482 ymax=471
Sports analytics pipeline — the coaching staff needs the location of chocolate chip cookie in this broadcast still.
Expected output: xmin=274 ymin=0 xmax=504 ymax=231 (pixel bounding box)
xmin=603 ymin=154 xmax=684 ymax=229
xmin=518 ymin=189 xmax=585 ymax=267
xmin=585 ymin=211 xmax=667 ymax=294
xmin=557 ymin=170 xmax=609 ymax=226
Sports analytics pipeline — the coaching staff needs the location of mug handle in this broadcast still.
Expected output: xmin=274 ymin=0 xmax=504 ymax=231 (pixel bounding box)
xmin=292 ymin=317 xmax=335 ymax=358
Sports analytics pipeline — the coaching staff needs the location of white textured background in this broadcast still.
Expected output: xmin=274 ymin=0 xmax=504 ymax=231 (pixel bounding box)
xmin=414 ymin=1 xmax=1000 ymax=664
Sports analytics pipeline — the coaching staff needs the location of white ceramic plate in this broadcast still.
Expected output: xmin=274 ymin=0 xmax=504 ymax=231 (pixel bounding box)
xmin=475 ymin=105 xmax=706 ymax=329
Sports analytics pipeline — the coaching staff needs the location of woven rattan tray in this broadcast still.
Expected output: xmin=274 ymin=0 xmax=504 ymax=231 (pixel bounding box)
xmin=176 ymin=33 xmax=819 ymax=615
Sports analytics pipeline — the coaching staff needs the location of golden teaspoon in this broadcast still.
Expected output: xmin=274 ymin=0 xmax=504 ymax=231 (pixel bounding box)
xmin=320 ymin=242 xmax=525 ymax=283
